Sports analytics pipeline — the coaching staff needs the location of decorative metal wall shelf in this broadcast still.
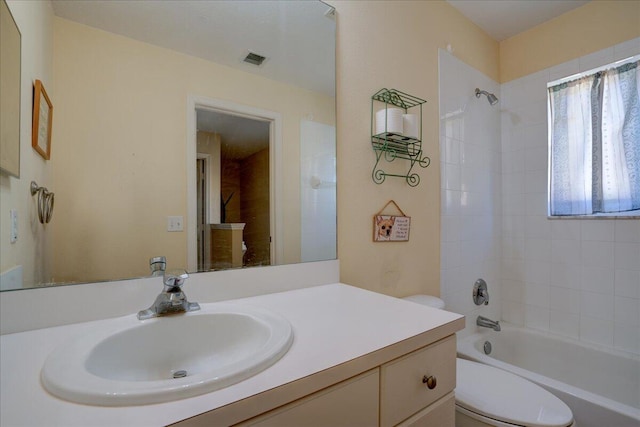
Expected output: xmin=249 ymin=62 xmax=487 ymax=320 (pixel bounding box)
xmin=371 ymin=88 xmax=430 ymax=187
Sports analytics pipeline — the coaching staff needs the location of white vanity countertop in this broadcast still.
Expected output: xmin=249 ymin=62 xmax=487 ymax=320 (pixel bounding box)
xmin=0 ymin=283 xmax=464 ymax=427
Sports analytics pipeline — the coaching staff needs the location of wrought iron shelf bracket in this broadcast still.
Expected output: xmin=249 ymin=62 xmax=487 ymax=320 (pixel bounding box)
xmin=371 ymin=89 xmax=429 ymax=187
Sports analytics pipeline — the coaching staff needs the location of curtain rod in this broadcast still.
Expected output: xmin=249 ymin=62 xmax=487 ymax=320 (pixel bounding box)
xmin=547 ymin=54 xmax=639 ymax=89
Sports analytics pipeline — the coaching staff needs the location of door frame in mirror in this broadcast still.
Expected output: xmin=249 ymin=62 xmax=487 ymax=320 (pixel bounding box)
xmin=187 ymin=96 xmax=283 ymax=272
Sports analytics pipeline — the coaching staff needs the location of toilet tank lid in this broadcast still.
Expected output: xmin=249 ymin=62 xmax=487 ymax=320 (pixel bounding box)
xmin=402 ymin=295 xmax=445 ymax=309
xmin=456 ymin=359 xmax=574 ymax=427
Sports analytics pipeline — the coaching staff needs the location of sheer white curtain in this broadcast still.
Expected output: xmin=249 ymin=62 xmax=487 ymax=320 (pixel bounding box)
xmin=549 ymin=77 xmax=594 ymax=215
xmin=601 ymin=70 xmax=634 ymax=212
xmin=549 ymin=58 xmax=640 ymax=216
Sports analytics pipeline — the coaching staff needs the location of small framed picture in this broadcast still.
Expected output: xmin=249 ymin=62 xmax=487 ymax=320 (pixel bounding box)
xmin=373 ymin=214 xmax=411 ymax=242
xmin=32 ymin=79 xmax=53 ymax=160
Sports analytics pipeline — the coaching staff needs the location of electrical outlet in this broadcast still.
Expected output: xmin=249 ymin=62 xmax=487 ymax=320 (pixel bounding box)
xmin=10 ymin=209 xmax=18 ymax=243
xmin=167 ymin=216 xmax=184 ymax=232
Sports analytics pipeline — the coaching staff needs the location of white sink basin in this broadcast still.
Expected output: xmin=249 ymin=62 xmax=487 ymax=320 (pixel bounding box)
xmin=41 ymin=303 xmax=293 ymax=406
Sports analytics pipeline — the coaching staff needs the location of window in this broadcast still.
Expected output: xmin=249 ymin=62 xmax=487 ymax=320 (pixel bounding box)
xmin=547 ymin=55 xmax=640 ymax=217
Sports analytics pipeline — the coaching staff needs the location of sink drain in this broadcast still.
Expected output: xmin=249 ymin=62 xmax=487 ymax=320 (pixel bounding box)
xmin=173 ymin=370 xmax=187 ymax=379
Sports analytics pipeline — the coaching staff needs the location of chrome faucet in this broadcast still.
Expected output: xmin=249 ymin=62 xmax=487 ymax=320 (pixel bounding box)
xmin=149 ymin=256 xmax=166 ymax=277
xmin=476 ymin=315 xmax=501 ymax=331
xmin=137 ymin=269 xmax=200 ymax=320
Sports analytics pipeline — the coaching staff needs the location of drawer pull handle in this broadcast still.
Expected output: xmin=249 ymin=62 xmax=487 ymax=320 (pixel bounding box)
xmin=422 ymin=375 xmax=437 ymax=389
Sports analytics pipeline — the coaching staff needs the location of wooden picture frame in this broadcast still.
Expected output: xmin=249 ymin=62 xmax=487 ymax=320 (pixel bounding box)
xmin=32 ymin=79 xmax=53 ymax=160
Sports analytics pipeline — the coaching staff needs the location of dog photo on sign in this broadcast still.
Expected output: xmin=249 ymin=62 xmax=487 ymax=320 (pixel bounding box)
xmin=375 ymin=215 xmax=396 ymax=241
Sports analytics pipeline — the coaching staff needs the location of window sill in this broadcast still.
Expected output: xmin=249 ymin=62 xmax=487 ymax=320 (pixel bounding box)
xmin=548 ymin=209 xmax=640 ymax=219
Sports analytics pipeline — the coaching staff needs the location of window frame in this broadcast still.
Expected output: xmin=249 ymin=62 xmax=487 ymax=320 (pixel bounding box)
xmin=546 ymin=54 xmax=640 ymax=220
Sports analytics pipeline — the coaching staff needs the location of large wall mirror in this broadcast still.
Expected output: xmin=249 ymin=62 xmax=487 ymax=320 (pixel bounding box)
xmin=0 ymin=0 xmax=336 ymax=291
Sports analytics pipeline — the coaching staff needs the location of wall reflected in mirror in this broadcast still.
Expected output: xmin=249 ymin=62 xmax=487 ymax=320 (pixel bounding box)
xmin=0 ymin=0 xmax=336 ymax=291
xmin=0 ymin=0 xmax=21 ymax=178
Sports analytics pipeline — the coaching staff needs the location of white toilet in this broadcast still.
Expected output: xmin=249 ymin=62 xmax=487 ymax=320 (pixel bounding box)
xmin=403 ymin=295 xmax=575 ymax=427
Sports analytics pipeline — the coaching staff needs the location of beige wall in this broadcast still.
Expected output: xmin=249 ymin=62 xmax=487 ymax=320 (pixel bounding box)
xmin=500 ymin=0 xmax=640 ymax=82
xmin=0 ymin=0 xmax=53 ymax=287
xmin=332 ymin=1 xmax=498 ymax=297
xmin=51 ymin=17 xmax=334 ymax=283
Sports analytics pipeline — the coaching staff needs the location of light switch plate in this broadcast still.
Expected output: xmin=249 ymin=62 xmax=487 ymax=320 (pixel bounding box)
xmin=167 ymin=216 xmax=184 ymax=232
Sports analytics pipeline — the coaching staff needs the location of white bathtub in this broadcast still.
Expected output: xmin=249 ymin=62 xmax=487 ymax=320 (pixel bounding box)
xmin=457 ymin=323 xmax=640 ymax=427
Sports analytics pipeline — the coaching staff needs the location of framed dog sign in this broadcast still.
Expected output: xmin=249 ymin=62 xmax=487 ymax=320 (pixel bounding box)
xmin=373 ymin=200 xmax=411 ymax=242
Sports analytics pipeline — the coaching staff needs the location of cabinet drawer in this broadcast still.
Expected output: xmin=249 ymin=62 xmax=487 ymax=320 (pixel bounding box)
xmin=236 ymin=369 xmax=379 ymax=427
xmin=380 ymin=335 xmax=456 ymax=427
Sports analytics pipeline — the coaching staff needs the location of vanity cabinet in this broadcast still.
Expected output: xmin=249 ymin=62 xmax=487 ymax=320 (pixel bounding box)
xmin=1 ymin=283 xmax=464 ymax=427
xmin=176 ymin=335 xmax=457 ymax=427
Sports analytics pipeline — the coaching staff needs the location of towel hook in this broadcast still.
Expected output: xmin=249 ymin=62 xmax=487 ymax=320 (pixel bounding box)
xmin=30 ymin=181 xmax=55 ymax=224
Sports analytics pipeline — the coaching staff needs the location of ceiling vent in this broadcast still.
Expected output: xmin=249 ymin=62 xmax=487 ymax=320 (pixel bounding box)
xmin=243 ymin=52 xmax=267 ymax=66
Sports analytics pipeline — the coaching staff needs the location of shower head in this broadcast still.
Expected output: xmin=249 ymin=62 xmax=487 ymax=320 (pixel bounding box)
xmin=475 ymin=88 xmax=499 ymax=105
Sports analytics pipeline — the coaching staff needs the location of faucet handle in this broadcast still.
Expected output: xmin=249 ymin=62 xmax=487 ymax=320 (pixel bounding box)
xmin=473 ymin=278 xmax=489 ymax=306
xmin=163 ymin=269 xmax=189 ymax=289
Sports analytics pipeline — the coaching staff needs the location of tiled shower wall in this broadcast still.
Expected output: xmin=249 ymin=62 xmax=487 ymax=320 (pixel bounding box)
xmin=500 ymin=38 xmax=640 ymax=355
xmin=439 ymin=50 xmax=502 ymax=338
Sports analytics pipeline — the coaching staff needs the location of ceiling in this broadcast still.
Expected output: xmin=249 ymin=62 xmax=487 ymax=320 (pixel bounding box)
xmin=447 ymin=0 xmax=590 ymax=41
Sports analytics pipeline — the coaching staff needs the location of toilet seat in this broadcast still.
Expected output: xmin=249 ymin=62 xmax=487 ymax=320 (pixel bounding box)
xmin=456 ymin=359 xmax=574 ymax=427
xmin=456 ymin=405 xmax=548 ymax=427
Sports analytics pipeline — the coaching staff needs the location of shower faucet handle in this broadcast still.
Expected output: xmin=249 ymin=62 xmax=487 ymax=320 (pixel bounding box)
xmin=473 ymin=278 xmax=489 ymax=305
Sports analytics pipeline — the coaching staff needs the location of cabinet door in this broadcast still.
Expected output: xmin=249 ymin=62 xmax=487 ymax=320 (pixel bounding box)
xmin=396 ymin=393 xmax=455 ymax=427
xmin=236 ymin=369 xmax=379 ymax=427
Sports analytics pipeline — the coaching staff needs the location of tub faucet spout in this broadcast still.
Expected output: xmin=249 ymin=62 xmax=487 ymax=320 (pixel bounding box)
xmin=477 ymin=315 xmax=501 ymax=331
